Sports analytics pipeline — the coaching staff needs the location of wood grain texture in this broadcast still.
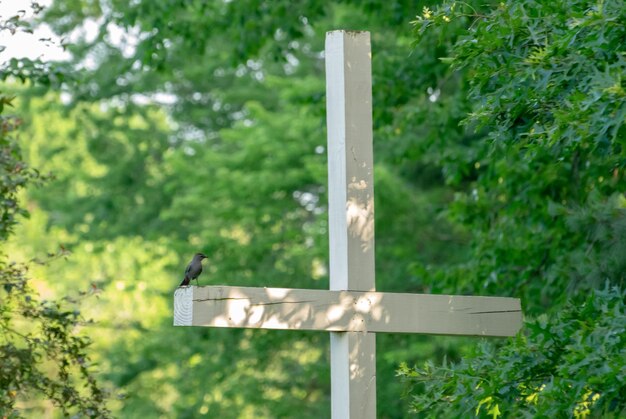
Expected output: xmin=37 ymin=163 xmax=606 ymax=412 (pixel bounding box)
xmin=174 ymin=285 xmax=523 ymax=337
xmin=173 ymin=286 xmax=193 ymax=326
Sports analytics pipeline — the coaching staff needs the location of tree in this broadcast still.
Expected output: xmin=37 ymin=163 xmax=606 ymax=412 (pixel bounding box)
xmin=399 ymin=0 xmax=626 ymax=416
xmin=399 ymin=286 xmax=625 ymax=417
xmin=0 ymin=256 xmax=110 ymax=418
xmin=0 ymin=6 xmax=110 ymax=418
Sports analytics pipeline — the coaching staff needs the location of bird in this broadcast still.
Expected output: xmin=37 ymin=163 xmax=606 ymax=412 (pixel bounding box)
xmin=179 ymin=253 xmax=207 ymax=287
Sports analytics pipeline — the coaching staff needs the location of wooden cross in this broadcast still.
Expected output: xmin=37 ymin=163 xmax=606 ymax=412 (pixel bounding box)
xmin=174 ymin=30 xmax=523 ymax=418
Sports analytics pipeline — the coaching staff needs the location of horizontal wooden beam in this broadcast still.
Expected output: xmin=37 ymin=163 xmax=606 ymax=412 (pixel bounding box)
xmin=174 ymin=286 xmax=522 ymax=337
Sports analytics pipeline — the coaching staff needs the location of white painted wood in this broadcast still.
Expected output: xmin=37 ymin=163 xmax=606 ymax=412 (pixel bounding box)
xmin=331 ymin=332 xmax=376 ymax=419
xmin=174 ymin=285 xmax=523 ymax=336
xmin=173 ymin=286 xmax=193 ymax=326
xmin=326 ymin=30 xmax=376 ymax=419
xmin=326 ymin=30 xmax=375 ymax=292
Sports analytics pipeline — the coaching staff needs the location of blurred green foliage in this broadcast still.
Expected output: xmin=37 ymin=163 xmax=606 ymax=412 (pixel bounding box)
xmin=2 ymin=0 xmax=624 ymax=417
xmin=1 ymin=6 xmax=109 ymax=418
xmin=7 ymin=1 xmax=469 ymax=417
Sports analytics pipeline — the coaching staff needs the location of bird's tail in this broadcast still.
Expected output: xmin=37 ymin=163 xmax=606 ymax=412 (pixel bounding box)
xmin=179 ymin=276 xmax=191 ymax=287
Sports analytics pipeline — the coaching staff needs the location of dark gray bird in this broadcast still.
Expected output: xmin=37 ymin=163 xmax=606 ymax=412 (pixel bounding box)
xmin=179 ymin=253 xmax=207 ymax=287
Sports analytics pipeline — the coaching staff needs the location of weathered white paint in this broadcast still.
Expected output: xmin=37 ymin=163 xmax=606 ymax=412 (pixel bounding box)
xmin=173 ymin=285 xmax=523 ymax=336
xmin=325 ymin=30 xmax=376 ymax=419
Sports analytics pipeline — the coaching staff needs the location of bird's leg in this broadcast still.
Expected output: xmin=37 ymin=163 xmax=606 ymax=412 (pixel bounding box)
xmin=195 ymin=278 xmax=200 ymax=286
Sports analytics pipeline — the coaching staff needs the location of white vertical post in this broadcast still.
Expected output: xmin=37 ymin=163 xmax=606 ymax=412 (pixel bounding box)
xmin=325 ymin=30 xmax=376 ymax=419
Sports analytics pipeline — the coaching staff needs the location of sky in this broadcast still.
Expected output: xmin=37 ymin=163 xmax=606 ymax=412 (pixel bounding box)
xmin=0 ymin=0 xmax=68 ymax=61
xmin=1 ymin=1 xmax=180 ymax=106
